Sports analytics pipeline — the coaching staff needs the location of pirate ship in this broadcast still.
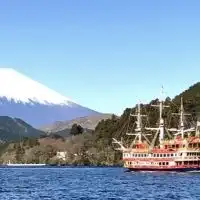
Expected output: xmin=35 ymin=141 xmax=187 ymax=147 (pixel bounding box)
xmin=113 ymin=93 xmax=200 ymax=172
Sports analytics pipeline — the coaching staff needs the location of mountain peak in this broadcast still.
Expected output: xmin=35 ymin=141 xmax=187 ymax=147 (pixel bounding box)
xmin=0 ymin=68 xmax=99 ymax=126
xmin=0 ymin=68 xmax=71 ymax=105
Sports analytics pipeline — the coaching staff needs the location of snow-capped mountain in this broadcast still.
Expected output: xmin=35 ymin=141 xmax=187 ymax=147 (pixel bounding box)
xmin=0 ymin=68 xmax=100 ymax=127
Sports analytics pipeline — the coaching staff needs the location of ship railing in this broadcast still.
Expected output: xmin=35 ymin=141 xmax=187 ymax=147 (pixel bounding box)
xmin=176 ymin=148 xmax=200 ymax=152
xmin=174 ymin=156 xmax=200 ymax=161
xmin=128 ymin=149 xmax=149 ymax=153
xmin=164 ymin=148 xmax=200 ymax=152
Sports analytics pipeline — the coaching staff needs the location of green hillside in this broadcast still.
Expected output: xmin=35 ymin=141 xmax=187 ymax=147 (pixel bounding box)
xmin=0 ymin=116 xmax=45 ymax=142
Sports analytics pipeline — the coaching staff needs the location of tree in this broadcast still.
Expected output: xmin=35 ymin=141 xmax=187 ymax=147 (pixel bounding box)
xmin=70 ymin=124 xmax=84 ymax=135
xmin=15 ymin=145 xmax=25 ymax=163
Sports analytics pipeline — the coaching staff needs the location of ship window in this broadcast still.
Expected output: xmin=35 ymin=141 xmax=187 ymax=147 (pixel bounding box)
xmin=164 ymin=154 xmax=166 ymax=157
xmin=166 ymin=162 xmax=169 ymax=165
xmin=160 ymin=154 xmax=162 ymax=157
xmin=171 ymin=154 xmax=173 ymax=157
xmin=163 ymin=162 xmax=165 ymax=165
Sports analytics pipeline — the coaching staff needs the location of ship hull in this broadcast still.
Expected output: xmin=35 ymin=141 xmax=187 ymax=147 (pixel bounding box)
xmin=127 ymin=167 xmax=200 ymax=172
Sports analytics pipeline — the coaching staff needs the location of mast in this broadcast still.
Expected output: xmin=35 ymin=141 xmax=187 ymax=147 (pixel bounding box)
xmin=112 ymin=103 xmax=147 ymax=151
xmin=145 ymin=87 xmax=169 ymax=146
xmin=126 ymin=103 xmax=149 ymax=144
xmin=196 ymin=121 xmax=200 ymax=137
xmin=180 ymin=97 xmax=185 ymax=138
xmin=126 ymin=104 xmax=146 ymax=142
xmin=168 ymin=97 xmax=195 ymax=138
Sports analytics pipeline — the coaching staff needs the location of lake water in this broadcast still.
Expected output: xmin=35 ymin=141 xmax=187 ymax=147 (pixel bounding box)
xmin=0 ymin=167 xmax=200 ymax=199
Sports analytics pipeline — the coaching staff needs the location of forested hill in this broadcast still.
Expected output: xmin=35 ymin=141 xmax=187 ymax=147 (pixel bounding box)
xmin=0 ymin=116 xmax=45 ymax=142
xmin=94 ymin=82 xmax=200 ymax=146
xmin=173 ymin=82 xmax=200 ymax=118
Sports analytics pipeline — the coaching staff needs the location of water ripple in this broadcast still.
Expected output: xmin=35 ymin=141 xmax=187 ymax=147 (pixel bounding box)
xmin=0 ymin=167 xmax=200 ymax=199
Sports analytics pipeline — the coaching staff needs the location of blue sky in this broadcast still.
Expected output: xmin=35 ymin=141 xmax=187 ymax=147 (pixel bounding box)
xmin=0 ymin=1 xmax=200 ymax=115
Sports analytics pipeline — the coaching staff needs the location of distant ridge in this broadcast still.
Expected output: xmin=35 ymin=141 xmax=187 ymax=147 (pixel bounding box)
xmin=0 ymin=116 xmax=45 ymax=142
xmin=40 ymin=113 xmax=114 ymax=132
xmin=0 ymin=68 xmax=100 ymax=126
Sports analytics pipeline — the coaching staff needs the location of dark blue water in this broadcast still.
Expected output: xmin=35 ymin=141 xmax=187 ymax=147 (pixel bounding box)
xmin=0 ymin=167 xmax=200 ymax=200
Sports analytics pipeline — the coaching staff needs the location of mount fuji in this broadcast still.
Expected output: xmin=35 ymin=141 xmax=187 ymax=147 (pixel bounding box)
xmin=0 ymin=68 xmax=100 ymax=127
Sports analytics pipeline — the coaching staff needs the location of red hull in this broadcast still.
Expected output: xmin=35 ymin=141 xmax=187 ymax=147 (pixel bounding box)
xmin=127 ymin=166 xmax=200 ymax=172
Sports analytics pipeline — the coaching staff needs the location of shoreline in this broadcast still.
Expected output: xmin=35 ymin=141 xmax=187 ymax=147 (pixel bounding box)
xmin=0 ymin=164 xmax=122 ymax=168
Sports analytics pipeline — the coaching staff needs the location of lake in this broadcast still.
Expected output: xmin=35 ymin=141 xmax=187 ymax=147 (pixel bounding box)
xmin=0 ymin=167 xmax=200 ymax=199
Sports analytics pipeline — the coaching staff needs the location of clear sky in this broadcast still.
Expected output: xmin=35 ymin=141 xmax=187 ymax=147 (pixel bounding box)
xmin=0 ymin=1 xmax=200 ymax=115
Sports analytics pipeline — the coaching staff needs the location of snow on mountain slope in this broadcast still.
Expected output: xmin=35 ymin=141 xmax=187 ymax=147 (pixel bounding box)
xmin=0 ymin=68 xmax=71 ymax=105
xmin=0 ymin=68 xmax=100 ymax=127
